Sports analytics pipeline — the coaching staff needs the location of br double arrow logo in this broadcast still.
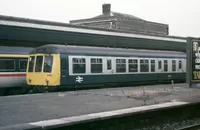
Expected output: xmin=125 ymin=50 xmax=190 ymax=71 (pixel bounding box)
xmin=76 ymin=76 xmax=83 ymax=83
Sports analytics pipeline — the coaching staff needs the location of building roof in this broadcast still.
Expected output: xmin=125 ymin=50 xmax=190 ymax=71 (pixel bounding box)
xmin=70 ymin=4 xmax=169 ymax=36
xmin=92 ymin=11 xmax=144 ymax=21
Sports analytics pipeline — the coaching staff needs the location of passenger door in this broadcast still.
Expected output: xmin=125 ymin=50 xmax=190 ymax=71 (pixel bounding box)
xmin=104 ymin=58 xmax=113 ymax=74
xmin=60 ymin=55 xmax=68 ymax=84
xmin=157 ymin=59 xmax=163 ymax=73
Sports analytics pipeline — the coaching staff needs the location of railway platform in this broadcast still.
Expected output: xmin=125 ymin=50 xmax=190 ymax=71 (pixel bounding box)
xmin=0 ymin=83 xmax=200 ymax=130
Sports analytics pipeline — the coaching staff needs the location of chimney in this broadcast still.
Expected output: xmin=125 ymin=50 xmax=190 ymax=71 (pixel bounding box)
xmin=102 ymin=4 xmax=111 ymax=14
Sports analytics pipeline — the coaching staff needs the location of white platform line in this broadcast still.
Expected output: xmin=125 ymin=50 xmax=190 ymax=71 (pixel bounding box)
xmin=29 ymin=101 xmax=189 ymax=128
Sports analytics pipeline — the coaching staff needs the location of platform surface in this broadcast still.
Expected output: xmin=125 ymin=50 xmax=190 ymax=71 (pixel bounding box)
xmin=0 ymin=83 xmax=200 ymax=128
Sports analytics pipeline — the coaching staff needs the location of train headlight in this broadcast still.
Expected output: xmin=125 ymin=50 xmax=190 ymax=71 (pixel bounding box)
xmin=28 ymin=78 xmax=32 ymax=83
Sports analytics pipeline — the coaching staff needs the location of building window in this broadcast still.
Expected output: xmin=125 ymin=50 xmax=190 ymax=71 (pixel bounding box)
xmin=35 ymin=56 xmax=43 ymax=72
xmin=158 ymin=60 xmax=162 ymax=69
xmin=107 ymin=59 xmax=112 ymax=70
xmin=151 ymin=60 xmax=155 ymax=72
xmin=91 ymin=58 xmax=102 ymax=73
xmin=44 ymin=56 xmax=53 ymax=73
xmin=116 ymin=59 xmax=126 ymax=73
xmin=28 ymin=56 xmax=35 ymax=72
xmin=179 ymin=60 xmax=182 ymax=70
xmin=19 ymin=59 xmax=27 ymax=71
xmin=140 ymin=59 xmax=149 ymax=72
xmin=172 ymin=60 xmax=176 ymax=72
xmin=72 ymin=58 xmax=86 ymax=74
xmin=0 ymin=59 xmax=15 ymax=71
xmin=128 ymin=59 xmax=138 ymax=72
xmin=164 ymin=60 xmax=168 ymax=72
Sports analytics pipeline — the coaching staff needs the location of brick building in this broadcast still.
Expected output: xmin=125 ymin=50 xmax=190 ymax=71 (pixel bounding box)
xmin=70 ymin=4 xmax=169 ymax=36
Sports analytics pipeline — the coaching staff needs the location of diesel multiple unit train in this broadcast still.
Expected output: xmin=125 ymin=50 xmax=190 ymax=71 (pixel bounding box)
xmin=26 ymin=44 xmax=186 ymax=91
xmin=0 ymin=46 xmax=33 ymax=95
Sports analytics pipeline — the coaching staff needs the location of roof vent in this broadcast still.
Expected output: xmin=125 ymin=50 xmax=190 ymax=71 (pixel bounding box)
xmin=102 ymin=4 xmax=111 ymax=14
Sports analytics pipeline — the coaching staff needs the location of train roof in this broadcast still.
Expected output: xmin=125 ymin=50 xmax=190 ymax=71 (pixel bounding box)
xmin=30 ymin=44 xmax=186 ymax=58
xmin=0 ymin=46 xmax=33 ymax=55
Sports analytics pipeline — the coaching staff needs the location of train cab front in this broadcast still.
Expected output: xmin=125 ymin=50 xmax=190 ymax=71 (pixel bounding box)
xmin=26 ymin=54 xmax=60 ymax=88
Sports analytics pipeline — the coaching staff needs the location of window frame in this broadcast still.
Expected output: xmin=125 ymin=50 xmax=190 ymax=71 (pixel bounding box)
xmin=116 ymin=58 xmax=126 ymax=73
xmin=0 ymin=59 xmax=15 ymax=71
xmin=107 ymin=59 xmax=112 ymax=70
xmin=35 ymin=55 xmax=44 ymax=72
xmin=43 ymin=55 xmax=53 ymax=73
xmin=72 ymin=57 xmax=86 ymax=74
xmin=158 ymin=60 xmax=162 ymax=69
xmin=90 ymin=58 xmax=103 ymax=73
xmin=128 ymin=59 xmax=138 ymax=72
xmin=164 ymin=60 xmax=168 ymax=72
xmin=172 ymin=60 xmax=176 ymax=72
xmin=151 ymin=60 xmax=155 ymax=72
xmin=28 ymin=56 xmax=35 ymax=72
xmin=140 ymin=59 xmax=149 ymax=72
xmin=19 ymin=59 xmax=28 ymax=71
xmin=179 ymin=60 xmax=182 ymax=70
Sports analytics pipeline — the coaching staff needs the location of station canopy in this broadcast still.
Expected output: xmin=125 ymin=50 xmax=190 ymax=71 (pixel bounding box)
xmin=0 ymin=15 xmax=186 ymax=52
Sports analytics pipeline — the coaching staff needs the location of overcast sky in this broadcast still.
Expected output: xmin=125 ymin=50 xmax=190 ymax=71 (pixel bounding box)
xmin=0 ymin=0 xmax=199 ymax=37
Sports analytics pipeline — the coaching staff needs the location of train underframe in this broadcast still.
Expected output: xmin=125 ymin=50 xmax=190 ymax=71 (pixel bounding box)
xmin=28 ymin=77 xmax=186 ymax=94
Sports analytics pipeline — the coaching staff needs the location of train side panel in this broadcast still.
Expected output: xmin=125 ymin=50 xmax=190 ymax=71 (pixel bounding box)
xmin=0 ymin=55 xmax=28 ymax=87
xmin=59 ymin=73 xmax=185 ymax=86
xmin=58 ymin=55 xmax=186 ymax=86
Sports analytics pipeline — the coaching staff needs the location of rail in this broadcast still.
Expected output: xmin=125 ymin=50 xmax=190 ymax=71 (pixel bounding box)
xmin=178 ymin=124 xmax=200 ymax=130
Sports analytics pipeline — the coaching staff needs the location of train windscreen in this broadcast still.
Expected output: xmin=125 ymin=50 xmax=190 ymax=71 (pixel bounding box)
xmin=44 ymin=56 xmax=53 ymax=73
xmin=28 ymin=56 xmax=35 ymax=72
xmin=35 ymin=56 xmax=43 ymax=72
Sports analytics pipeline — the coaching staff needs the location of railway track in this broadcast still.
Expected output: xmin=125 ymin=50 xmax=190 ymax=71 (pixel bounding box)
xmin=178 ymin=124 xmax=200 ymax=130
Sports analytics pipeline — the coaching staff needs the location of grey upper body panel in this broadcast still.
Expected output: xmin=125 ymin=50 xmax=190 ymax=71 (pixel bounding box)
xmin=30 ymin=44 xmax=186 ymax=58
xmin=0 ymin=46 xmax=34 ymax=55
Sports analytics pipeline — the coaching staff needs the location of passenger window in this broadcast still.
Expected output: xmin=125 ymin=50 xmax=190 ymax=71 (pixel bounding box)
xmin=172 ymin=60 xmax=176 ymax=71
xmin=28 ymin=56 xmax=35 ymax=72
xmin=91 ymin=58 xmax=102 ymax=73
xmin=151 ymin=60 xmax=155 ymax=72
xmin=0 ymin=59 xmax=15 ymax=71
xmin=72 ymin=58 xmax=85 ymax=74
xmin=140 ymin=59 xmax=149 ymax=72
xmin=35 ymin=56 xmax=43 ymax=72
xmin=44 ymin=56 xmax=53 ymax=73
xmin=107 ymin=59 xmax=112 ymax=70
xmin=19 ymin=59 xmax=27 ymax=71
xmin=158 ymin=60 xmax=162 ymax=69
xmin=164 ymin=60 xmax=168 ymax=72
xmin=116 ymin=59 xmax=126 ymax=73
xmin=128 ymin=59 xmax=137 ymax=72
xmin=179 ymin=60 xmax=182 ymax=70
